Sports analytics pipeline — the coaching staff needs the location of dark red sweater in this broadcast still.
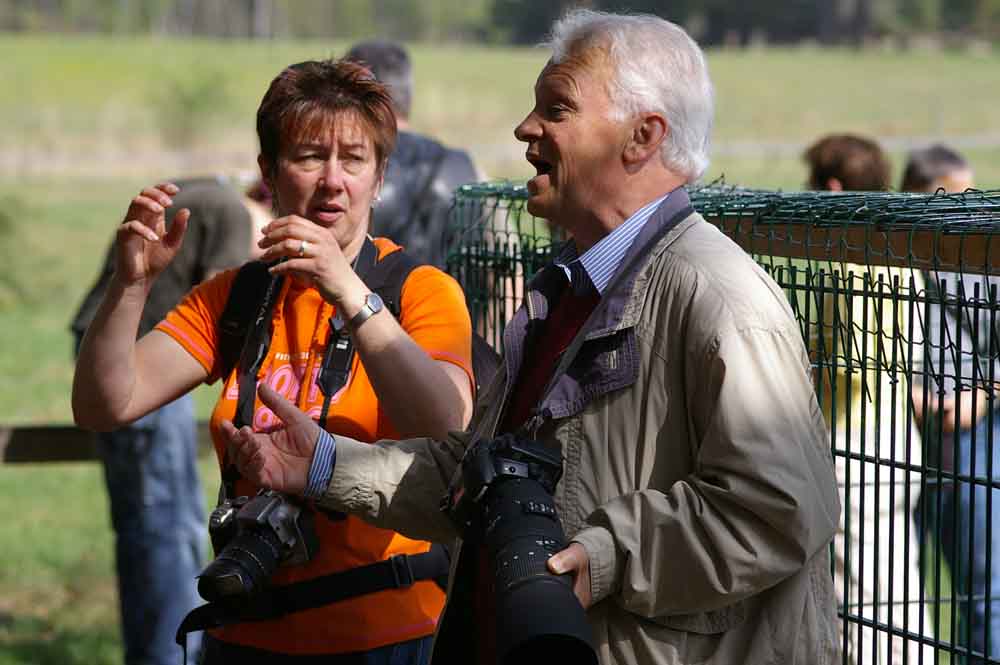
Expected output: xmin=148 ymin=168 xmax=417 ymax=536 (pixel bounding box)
xmin=476 ymin=281 xmax=601 ymax=664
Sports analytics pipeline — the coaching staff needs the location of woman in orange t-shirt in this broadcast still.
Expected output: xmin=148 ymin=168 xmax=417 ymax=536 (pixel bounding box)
xmin=72 ymin=59 xmax=474 ymax=664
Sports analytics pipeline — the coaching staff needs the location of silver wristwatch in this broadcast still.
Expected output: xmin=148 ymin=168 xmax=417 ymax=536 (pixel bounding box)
xmin=348 ymin=292 xmax=384 ymax=329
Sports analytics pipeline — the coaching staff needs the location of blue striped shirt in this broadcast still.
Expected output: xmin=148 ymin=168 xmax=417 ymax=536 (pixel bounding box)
xmin=303 ymin=428 xmax=336 ymax=499
xmin=555 ymin=193 xmax=670 ymax=295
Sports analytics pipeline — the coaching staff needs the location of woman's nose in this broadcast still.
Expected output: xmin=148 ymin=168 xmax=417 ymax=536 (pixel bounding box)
xmin=318 ymin=160 xmax=344 ymax=190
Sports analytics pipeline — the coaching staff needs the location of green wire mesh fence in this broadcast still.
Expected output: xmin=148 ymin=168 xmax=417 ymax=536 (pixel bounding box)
xmin=447 ymin=181 xmax=1000 ymax=665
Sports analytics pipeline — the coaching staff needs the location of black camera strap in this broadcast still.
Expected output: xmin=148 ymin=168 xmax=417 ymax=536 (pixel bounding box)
xmin=175 ymin=544 xmax=450 ymax=643
xmin=315 ymin=238 xmax=379 ymax=426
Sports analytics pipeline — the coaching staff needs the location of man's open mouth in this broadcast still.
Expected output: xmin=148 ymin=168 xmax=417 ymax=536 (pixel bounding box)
xmin=527 ymin=156 xmax=552 ymax=176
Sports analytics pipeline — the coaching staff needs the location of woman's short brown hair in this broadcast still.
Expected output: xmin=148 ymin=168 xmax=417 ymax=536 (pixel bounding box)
xmin=256 ymin=59 xmax=397 ymax=177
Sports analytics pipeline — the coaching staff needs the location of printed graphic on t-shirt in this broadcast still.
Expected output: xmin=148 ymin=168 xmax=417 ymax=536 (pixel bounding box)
xmin=224 ymin=350 xmax=350 ymax=431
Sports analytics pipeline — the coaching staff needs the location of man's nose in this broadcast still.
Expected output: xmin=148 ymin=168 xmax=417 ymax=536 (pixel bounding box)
xmin=514 ymin=112 xmax=540 ymax=143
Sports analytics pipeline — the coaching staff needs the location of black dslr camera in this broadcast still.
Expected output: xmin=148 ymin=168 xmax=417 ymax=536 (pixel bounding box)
xmin=198 ymin=489 xmax=319 ymax=603
xmin=444 ymin=433 xmax=597 ymax=665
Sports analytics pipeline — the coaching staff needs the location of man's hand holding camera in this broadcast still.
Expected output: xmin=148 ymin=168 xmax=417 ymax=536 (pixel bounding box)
xmin=222 ymin=383 xmax=318 ymax=494
xmin=548 ymin=543 xmax=593 ymax=609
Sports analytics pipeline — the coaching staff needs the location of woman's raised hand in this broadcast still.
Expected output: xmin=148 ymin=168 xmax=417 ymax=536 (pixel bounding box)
xmin=115 ymin=183 xmax=190 ymax=287
xmin=257 ymin=214 xmax=365 ymax=307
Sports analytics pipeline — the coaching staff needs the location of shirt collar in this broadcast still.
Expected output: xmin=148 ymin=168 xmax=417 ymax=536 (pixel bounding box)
xmin=555 ymin=192 xmax=670 ymax=295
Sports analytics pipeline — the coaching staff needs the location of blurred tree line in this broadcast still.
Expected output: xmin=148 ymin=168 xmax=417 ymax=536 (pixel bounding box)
xmin=1 ymin=0 xmax=998 ymax=44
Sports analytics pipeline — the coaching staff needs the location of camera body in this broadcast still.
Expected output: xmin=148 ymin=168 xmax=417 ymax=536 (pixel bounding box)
xmin=199 ymin=489 xmax=319 ymax=603
xmin=444 ymin=433 xmax=597 ymax=665
xmin=446 ymin=433 xmax=563 ymax=535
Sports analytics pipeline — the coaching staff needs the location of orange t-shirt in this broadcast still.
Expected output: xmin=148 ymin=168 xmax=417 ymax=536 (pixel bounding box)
xmin=157 ymin=238 xmax=473 ymax=655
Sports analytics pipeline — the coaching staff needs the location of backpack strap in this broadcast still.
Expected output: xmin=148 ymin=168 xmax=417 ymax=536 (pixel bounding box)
xmin=364 ymin=246 xmax=420 ymax=318
xmin=217 ymin=261 xmax=274 ymax=382
xmin=364 ymin=247 xmax=500 ymax=395
xmin=216 ymin=261 xmax=283 ymax=501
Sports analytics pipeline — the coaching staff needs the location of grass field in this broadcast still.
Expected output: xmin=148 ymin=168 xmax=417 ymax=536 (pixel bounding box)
xmin=1 ymin=34 xmax=998 ymax=664
xmin=0 ymin=454 xmax=219 ymax=665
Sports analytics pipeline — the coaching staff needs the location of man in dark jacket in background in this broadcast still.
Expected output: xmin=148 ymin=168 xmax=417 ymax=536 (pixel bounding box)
xmin=346 ymin=40 xmax=479 ymax=269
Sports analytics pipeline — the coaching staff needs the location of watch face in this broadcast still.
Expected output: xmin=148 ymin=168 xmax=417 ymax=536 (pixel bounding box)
xmin=351 ymin=292 xmax=384 ymax=328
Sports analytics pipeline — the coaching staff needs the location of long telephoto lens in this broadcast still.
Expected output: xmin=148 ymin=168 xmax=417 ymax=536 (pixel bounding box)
xmin=484 ymin=476 xmax=598 ymax=665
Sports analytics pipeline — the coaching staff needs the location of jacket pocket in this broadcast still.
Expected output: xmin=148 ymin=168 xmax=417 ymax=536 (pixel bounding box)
xmin=649 ymin=599 xmax=747 ymax=635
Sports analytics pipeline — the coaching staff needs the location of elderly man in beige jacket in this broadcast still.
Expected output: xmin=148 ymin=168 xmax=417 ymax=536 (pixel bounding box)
xmin=224 ymin=9 xmax=841 ymax=665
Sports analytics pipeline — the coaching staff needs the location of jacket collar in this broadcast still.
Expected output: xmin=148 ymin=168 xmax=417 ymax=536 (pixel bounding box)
xmin=569 ymin=187 xmax=695 ymax=337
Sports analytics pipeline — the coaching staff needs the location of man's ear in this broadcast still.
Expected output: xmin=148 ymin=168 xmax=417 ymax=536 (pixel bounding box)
xmin=624 ymin=113 xmax=668 ymax=166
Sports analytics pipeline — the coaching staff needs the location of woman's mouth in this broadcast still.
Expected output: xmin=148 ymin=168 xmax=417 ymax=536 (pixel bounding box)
xmin=310 ymin=203 xmax=345 ymax=224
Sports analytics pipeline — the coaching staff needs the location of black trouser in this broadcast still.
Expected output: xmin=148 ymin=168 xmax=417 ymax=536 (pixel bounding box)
xmin=199 ymin=634 xmax=434 ymax=665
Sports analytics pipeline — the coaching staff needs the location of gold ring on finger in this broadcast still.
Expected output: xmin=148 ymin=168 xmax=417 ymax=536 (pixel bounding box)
xmin=298 ymin=239 xmax=308 ymax=257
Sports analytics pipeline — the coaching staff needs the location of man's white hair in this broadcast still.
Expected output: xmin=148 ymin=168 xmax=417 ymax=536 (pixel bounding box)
xmin=546 ymin=9 xmax=714 ymax=182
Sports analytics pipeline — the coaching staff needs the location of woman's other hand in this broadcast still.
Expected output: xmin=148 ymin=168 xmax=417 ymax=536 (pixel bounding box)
xmin=222 ymin=383 xmax=320 ymax=495
xmin=257 ymin=213 xmax=367 ymax=307
xmin=115 ymin=182 xmax=190 ymax=287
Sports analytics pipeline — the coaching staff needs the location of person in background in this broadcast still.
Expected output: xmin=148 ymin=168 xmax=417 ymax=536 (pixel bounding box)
xmin=72 ymin=59 xmax=474 ymax=665
xmin=344 ymin=40 xmax=479 ymax=269
xmin=227 ymin=11 xmax=841 ymax=665
xmin=905 ymin=145 xmax=1000 ymax=664
xmin=805 ymin=133 xmax=891 ymax=192
xmin=69 ymin=175 xmax=263 ymax=665
xmin=804 ymin=133 xmax=934 ymax=664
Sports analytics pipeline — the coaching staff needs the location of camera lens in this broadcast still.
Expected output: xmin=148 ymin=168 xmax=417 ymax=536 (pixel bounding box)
xmin=198 ymin=528 xmax=283 ymax=602
xmin=484 ymin=476 xmax=597 ymax=665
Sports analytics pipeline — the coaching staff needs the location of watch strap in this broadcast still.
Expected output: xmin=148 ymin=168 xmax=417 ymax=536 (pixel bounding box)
xmin=348 ymin=292 xmax=383 ymax=329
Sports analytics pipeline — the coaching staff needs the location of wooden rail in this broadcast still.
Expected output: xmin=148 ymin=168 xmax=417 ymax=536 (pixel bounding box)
xmin=0 ymin=423 xmax=214 ymax=464
xmin=717 ymin=218 xmax=1000 ymax=275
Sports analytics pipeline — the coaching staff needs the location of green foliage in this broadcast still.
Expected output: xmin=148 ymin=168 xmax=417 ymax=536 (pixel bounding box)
xmin=2 ymin=0 xmax=1000 ymax=43
xmin=0 ymin=194 xmax=27 ymax=308
xmin=899 ymin=0 xmax=942 ymax=31
xmin=152 ymin=67 xmax=234 ymax=147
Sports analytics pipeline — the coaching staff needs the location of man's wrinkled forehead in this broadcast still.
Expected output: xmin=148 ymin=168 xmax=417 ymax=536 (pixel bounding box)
xmin=536 ymin=45 xmax=612 ymax=94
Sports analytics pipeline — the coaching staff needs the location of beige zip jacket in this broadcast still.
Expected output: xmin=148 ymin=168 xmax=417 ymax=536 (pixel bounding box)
xmin=320 ymin=191 xmax=841 ymax=664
